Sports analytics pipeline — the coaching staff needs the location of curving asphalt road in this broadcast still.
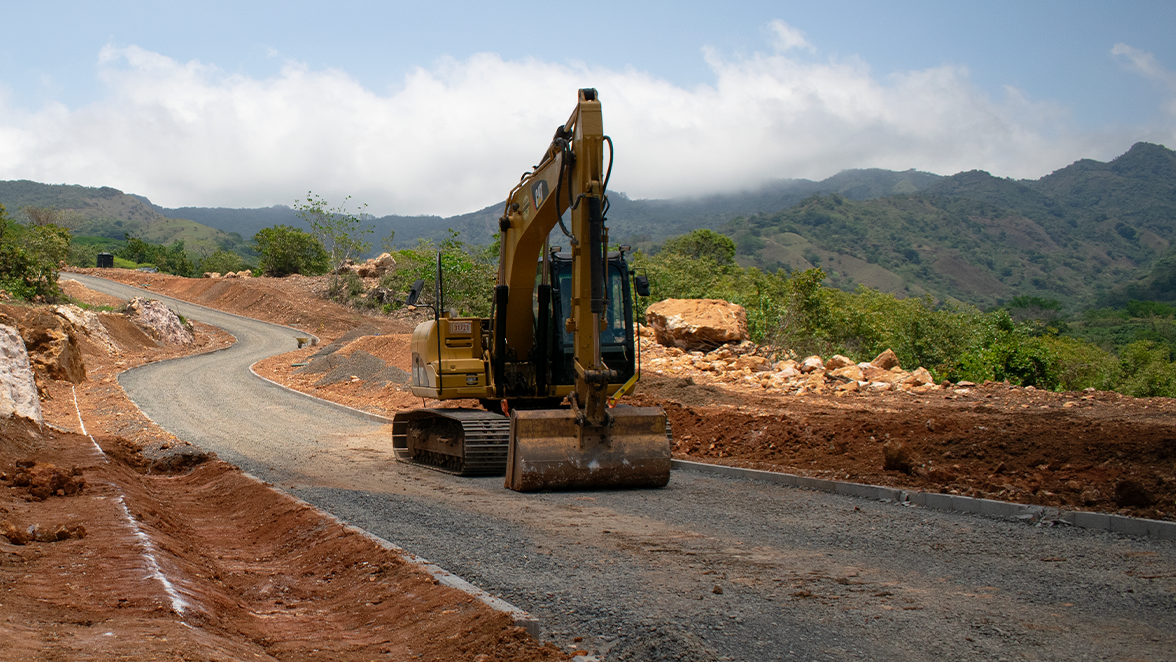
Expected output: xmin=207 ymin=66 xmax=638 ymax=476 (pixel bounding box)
xmin=70 ymin=273 xmax=1176 ymax=662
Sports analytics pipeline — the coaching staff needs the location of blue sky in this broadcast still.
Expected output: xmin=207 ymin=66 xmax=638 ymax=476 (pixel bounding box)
xmin=1 ymin=1 xmax=1172 ymax=215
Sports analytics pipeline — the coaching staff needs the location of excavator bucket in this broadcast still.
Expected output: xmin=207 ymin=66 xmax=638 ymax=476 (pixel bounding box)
xmin=505 ymin=405 xmax=671 ymax=492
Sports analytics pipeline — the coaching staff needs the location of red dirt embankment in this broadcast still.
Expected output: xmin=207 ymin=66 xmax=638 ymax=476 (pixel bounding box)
xmin=2 ymin=277 xmax=566 ymax=661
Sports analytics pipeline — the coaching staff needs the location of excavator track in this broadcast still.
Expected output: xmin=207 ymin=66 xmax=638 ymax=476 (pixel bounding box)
xmin=391 ymin=409 xmax=510 ymax=476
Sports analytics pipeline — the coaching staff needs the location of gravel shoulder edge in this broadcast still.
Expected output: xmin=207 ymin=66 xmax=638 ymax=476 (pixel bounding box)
xmin=672 ymin=459 xmax=1176 ymax=540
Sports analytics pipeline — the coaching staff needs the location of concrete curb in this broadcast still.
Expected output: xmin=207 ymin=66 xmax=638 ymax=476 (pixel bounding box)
xmin=671 ymin=459 xmax=1176 ymax=541
xmin=241 ymin=473 xmax=539 ymax=636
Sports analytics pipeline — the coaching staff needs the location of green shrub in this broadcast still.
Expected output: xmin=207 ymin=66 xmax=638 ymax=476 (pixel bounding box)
xmin=254 ymin=225 xmax=330 ymax=277
xmin=199 ymin=249 xmax=245 ymax=275
xmin=1118 ymin=341 xmax=1176 ymax=397
xmin=380 ymin=231 xmax=496 ymax=317
xmin=0 ymin=205 xmax=71 ymax=300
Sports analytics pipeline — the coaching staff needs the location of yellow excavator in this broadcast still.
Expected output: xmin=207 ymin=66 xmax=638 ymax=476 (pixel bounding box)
xmin=391 ymin=89 xmax=671 ymax=492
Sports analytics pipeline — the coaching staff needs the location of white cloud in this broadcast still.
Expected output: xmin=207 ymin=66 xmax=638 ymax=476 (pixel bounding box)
xmin=0 ymin=31 xmax=1161 ymax=216
xmin=769 ymin=19 xmax=815 ymax=53
xmin=1113 ymin=43 xmax=1176 ymax=121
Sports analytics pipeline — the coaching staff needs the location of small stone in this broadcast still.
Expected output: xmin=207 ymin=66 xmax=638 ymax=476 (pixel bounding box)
xmin=712 ymin=585 xmax=724 ymax=595
xmin=800 ymin=356 xmax=824 ymax=373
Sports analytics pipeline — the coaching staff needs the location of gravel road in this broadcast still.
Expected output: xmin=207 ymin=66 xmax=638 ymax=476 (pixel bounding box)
xmin=71 ymin=274 xmax=1176 ymax=661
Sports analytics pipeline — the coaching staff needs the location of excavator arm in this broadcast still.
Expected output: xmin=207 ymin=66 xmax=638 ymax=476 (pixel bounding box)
xmin=496 ymin=89 xmax=613 ymax=422
xmin=497 ymin=89 xmax=670 ymax=491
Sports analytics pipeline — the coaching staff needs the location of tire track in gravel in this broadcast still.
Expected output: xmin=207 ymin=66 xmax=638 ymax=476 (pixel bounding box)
xmin=69 ymin=274 xmax=1176 ymax=662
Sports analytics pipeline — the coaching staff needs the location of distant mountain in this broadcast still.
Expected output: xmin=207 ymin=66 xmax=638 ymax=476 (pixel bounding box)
xmin=0 ymin=180 xmax=254 ymax=258
xmin=4 ymin=142 xmax=1172 ymax=311
xmin=722 ymin=142 xmax=1176 ymax=309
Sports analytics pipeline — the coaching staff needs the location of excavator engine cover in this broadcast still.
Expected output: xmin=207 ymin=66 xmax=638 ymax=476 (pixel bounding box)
xmin=505 ymin=405 xmax=671 ymax=492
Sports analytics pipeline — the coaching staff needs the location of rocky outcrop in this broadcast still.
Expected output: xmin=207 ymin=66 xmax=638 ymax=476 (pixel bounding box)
xmin=53 ymin=304 xmax=121 ymax=356
xmin=645 ymin=299 xmax=749 ymax=351
xmin=18 ymin=310 xmax=86 ymax=383
xmin=336 ymin=253 xmax=397 ymax=278
xmin=0 ymin=323 xmax=43 ymax=423
xmin=125 ymin=298 xmax=195 ymax=345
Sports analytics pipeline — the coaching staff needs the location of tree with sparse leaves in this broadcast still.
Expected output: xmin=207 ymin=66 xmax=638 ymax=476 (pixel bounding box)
xmin=294 ymin=192 xmax=373 ymax=277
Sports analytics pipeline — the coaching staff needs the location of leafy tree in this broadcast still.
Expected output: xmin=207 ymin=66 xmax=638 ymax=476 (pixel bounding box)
xmin=660 ymin=229 xmax=736 ymax=265
xmin=22 ymin=206 xmax=81 ymax=229
xmin=115 ymin=236 xmax=194 ymax=276
xmin=0 ymin=204 xmax=71 ymax=300
xmin=294 ymin=192 xmax=373 ymax=276
xmin=254 ymin=225 xmax=329 ymax=277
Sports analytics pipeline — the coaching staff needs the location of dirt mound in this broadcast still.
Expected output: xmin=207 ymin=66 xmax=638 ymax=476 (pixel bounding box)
xmin=337 ymin=333 xmax=412 ymax=367
xmin=3 ymin=461 xmax=87 ymax=501
xmin=311 ymin=323 xmax=386 ymax=357
xmin=647 ymin=383 xmax=1176 ymax=521
xmin=315 ymin=350 xmax=388 ymax=386
xmin=96 ymin=312 xmax=159 ymax=351
xmin=638 ymin=374 xmax=746 ymax=407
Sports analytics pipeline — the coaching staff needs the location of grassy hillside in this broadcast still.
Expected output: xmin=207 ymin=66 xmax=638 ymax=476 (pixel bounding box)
xmin=0 ymin=181 xmax=255 ymax=259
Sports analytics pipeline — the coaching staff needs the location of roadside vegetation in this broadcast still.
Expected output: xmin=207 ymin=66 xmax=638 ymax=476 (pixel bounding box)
xmin=23 ymin=187 xmax=1176 ymax=399
xmin=631 ymin=229 xmax=1176 ymax=397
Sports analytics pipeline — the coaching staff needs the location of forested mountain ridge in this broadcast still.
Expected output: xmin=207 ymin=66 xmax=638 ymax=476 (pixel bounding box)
xmin=2 ymin=142 xmax=1172 ymax=310
xmin=722 ymin=142 xmax=1176 ymax=310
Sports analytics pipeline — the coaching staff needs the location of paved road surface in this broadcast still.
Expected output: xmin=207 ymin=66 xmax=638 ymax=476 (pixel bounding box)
xmin=71 ymin=274 xmax=1176 ymax=662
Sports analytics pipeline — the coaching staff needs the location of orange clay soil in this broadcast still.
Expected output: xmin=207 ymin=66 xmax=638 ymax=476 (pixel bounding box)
xmin=66 ymin=269 xmax=1176 ymax=522
xmin=1 ymin=278 xmax=566 ymax=662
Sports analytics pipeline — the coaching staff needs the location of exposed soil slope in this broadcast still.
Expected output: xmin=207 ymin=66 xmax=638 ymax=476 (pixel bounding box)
xmin=2 ymin=277 xmax=566 ymax=661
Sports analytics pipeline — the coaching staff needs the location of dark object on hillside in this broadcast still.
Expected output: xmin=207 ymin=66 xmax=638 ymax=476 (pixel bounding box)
xmin=1115 ymin=479 xmax=1155 ymax=508
xmin=882 ymin=442 xmax=914 ymax=474
xmin=96 ymin=253 xmax=114 ymax=268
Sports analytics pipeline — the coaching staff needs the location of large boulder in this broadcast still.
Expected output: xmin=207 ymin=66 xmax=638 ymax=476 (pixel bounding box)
xmin=356 ymin=253 xmax=397 ymax=278
xmin=0 ymin=323 xmax=43 ymax=423
xmin=53 ymin=304 xmax=120 ymax=356
xmin=645 ymin=299 xmax=749 ymax=351
xmin=18 ymin=310 xmax=86 ymax=383
xmin=125 ymin=298 xmax=195 ymax=345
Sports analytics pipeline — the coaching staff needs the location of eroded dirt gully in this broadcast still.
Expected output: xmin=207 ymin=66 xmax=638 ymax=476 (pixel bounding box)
xmin=0 ymin=277 xmax=566 ymax=661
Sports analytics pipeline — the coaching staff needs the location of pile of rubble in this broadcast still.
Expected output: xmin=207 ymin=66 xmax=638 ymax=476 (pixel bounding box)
xmin=203 ymin=270 xmax=254 ymax=279
xmin=642 ymin=298 xmax=951 ymax=396
xmin=641 ymin=338 xmax=946 ymax=396
xmin=335 ymin=252 xmax=397 ymax=278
